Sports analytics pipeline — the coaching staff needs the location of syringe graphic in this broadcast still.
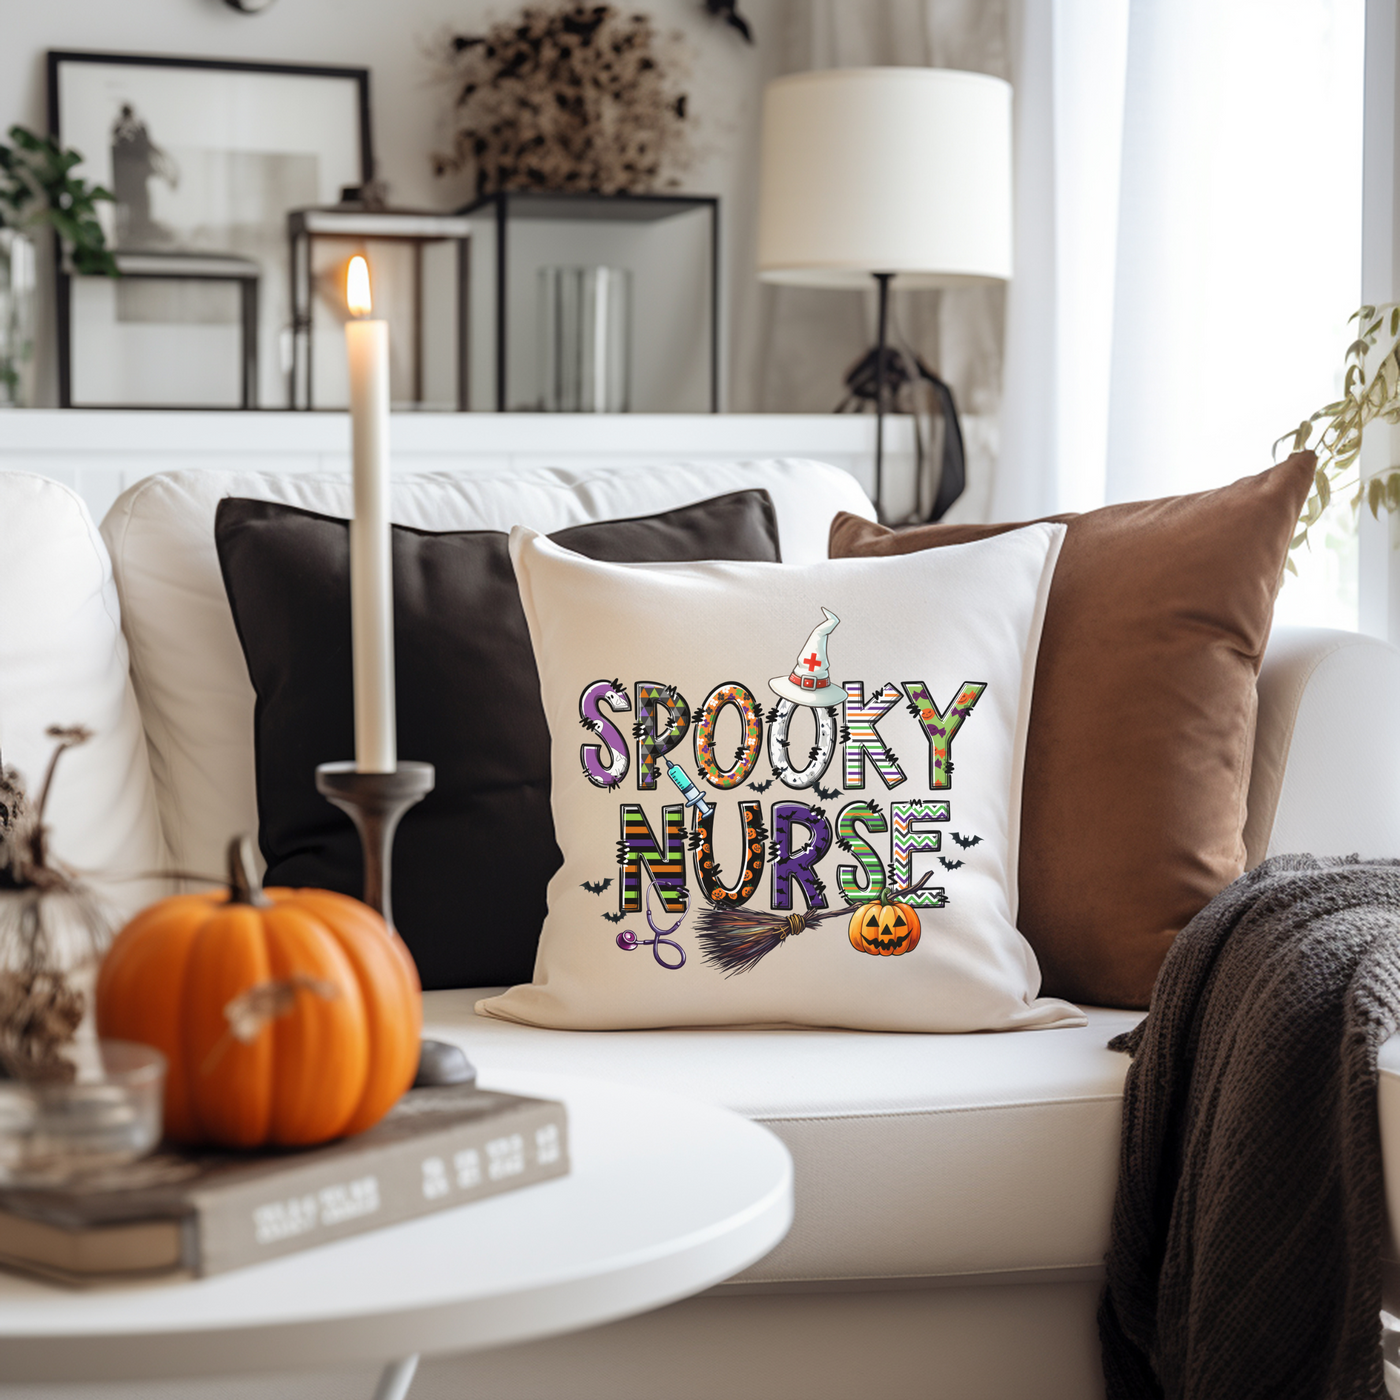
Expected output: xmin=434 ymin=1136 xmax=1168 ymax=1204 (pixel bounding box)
xmin=665 ymin=760 xmax=715 ymax=819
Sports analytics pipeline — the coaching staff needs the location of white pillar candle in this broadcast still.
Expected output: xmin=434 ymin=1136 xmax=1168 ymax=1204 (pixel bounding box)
xmin=345 ymin=255 xmax=396 ymax=774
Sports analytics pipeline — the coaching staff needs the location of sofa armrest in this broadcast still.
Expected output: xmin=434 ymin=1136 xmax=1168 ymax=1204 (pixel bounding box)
xmin=1375 ymin=1038 xmax=1400 ymax=1311
xmin=1244 ymin=626 xmax=1400 ymax=867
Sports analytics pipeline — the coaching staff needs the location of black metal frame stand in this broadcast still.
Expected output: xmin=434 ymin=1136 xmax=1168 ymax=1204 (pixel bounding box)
xmin=872 ymin=271 xmax=893 ymax=524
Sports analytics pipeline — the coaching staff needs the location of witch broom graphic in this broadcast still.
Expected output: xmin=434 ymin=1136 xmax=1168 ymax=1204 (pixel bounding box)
xmin=696 ymin=874 xmax=936 ymax=975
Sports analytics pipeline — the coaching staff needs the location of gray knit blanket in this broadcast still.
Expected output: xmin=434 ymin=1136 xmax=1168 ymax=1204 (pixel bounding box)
xmin=1099 ymin=854 xmax=1400 ymax=1400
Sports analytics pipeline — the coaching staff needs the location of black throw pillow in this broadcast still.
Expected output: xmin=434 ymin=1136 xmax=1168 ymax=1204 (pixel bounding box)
xmin=214 ymin=490 xmax=781 ymax=990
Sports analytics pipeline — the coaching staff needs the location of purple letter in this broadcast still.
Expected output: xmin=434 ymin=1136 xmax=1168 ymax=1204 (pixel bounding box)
xmin=770 ymin=801 xmax=833 ymax=911
xmin=579 ymin=679 xmax=631 ymax=789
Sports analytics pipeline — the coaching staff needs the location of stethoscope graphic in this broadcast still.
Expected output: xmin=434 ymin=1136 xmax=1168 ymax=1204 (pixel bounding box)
xmin=615 ymin=875 xmax=688 ymax=970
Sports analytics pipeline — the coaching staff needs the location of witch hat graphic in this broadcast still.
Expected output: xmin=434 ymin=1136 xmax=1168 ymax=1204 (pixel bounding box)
xmin=769 ymin=608 xmax=841 ymax=708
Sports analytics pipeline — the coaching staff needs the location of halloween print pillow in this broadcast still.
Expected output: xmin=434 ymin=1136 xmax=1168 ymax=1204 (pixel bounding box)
xmin=478 ymin=524 xmax=1085 ymax=1033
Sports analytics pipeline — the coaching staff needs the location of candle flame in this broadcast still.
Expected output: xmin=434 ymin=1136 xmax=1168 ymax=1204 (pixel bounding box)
xmin=346 ymin=256 xmax=372 ymax=316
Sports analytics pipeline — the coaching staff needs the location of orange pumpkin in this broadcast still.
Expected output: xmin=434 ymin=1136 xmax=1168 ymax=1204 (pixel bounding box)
xmin=847 ymin=891 xmax=921 ymax=957
xmin=95 ymin=837 xmax=421 ymax=1148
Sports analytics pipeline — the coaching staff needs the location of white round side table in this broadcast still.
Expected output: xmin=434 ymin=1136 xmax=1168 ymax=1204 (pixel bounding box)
xmin=0 ymin=1071 xmax=793 ymax=1397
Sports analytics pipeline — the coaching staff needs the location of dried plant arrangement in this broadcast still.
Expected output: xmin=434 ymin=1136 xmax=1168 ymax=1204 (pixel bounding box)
xmin=433 ymin=4 xmax=692 ymax=198
xmin=0 ymin=727 xmax=114 ymax=1082
xmin=1279 ymin=303 xmax=1400 ymax=567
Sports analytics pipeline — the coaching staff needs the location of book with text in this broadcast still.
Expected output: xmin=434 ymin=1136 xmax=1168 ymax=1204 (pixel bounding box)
xmin=0 ymin=1084 xmax=568 ymax=1285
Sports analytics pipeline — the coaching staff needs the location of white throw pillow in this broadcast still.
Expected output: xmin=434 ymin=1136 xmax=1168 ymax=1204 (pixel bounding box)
xmin=479 ymin=524 xmax=1084 ymax=1032
xmin=0 ymin=472 xmax=167 ymax=916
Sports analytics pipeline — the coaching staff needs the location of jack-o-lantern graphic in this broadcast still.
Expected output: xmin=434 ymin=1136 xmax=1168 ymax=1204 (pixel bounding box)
xmin=847 ymin=892 xmax=922 ymax=957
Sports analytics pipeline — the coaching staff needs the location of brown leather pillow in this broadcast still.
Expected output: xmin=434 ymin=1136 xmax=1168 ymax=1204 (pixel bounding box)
xmin=828 ymin=453 xmax=1316 ymax=1008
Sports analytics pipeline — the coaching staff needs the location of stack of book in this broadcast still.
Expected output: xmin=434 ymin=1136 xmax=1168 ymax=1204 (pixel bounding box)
xmin=0 ymin=1084 xmax=568 ymax=1285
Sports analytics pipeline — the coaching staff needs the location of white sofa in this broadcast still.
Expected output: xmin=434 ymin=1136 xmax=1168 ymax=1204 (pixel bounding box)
xmin=3 ymin=458 xmax=1400 ymax=1400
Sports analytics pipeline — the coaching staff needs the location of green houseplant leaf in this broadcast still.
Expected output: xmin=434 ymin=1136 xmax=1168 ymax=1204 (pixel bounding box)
xmin=0 ymin=125 xmax=118 ymax=278
xmin=1280 ymin=301 xmax=1400 ymax=556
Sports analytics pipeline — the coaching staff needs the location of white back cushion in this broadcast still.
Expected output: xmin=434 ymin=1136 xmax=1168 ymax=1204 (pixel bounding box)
xmin=0 ymin=472 xmax=167 ymax=914
xmin=100 ymin=459 xmax=872 ymax=879
xmin=1246 ymin=625 xmax=1400 ymax=864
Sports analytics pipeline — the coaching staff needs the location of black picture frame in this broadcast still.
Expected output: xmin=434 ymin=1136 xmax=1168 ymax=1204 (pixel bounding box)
xmin=48 ymin=50 xmax=372 ymax=410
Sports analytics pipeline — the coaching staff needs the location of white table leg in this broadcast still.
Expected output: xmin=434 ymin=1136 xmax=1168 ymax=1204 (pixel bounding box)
xmin=372 ymin=1354 xmax=419 ymax=1400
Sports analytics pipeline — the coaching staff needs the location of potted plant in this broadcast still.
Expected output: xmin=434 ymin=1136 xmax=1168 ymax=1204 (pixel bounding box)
xmin=0 ymin=125 xmax=117 ymax=407
xmin=1281 ymin=304 xmax=1400 ymax=563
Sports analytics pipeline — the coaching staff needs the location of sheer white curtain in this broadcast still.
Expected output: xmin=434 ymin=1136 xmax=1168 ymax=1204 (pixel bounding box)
xmin=998 ymin=0 xmax=1364 ymax=624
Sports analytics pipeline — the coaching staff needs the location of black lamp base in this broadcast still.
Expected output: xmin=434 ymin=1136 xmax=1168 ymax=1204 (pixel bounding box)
xmin=841 ymin=272 xmax=967 ymax=527
xmin=315 ymin=759 xmax=475 ymax=1089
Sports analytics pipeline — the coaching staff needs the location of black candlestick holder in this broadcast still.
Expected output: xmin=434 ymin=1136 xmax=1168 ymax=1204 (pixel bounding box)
xmin=315 ymin=759 xmax=474 ymax=1088
xmin=315 ymin=761 xmax=435 ymax=932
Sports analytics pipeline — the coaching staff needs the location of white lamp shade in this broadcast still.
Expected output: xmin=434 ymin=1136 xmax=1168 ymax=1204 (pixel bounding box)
xmin=757 ymin=67 xmax=1013 ymax=290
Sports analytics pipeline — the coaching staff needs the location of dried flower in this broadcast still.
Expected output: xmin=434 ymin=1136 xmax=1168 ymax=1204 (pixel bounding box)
xmin=0 ymin=727 xmax=112 ymax=1082
xmin=433 ymin=4 xmax=692 ymax=198
xmin=0 ymin=968 xmax=85 ymax=1083
xmin=202 ymin=975 xmax=342 ymax=1074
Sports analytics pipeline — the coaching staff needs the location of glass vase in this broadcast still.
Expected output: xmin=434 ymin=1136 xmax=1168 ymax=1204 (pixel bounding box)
xmin=0 ymin=229 xmax=37 ymax=408
xmin=538 ymin=265 xmax=631 ymax=412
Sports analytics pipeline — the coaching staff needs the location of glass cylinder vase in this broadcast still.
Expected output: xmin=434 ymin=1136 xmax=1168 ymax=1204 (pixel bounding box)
xmin=0 ymin=230 xmax=37 ymax=409
xmin=538 ymin=265 xmax=631 ymax=413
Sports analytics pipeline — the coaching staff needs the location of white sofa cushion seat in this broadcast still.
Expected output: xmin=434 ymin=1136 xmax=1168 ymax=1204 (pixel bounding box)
xmin=100 ymin=460 xmax=872 ymax=880
xmin=427 ymin=991 xmax=1140 ymax=1285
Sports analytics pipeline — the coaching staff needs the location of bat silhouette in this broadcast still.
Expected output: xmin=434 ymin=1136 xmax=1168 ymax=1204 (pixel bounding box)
xmin=601 ymin=911 xmax=625 ymax=924
xmin=748 ymin=777 xmax=774 ymax=793
xmin=951 ymin=832 xmax=983 ymax=850
xmin=581 ymin=878 xmax=612 ymax=895
xmin=814 ymin=783 xmax=840 ymax=800
xmin=939 ymin=857 xmax=964 ymax=871
xmin=704 ymin=0 xmax=753 ymax=42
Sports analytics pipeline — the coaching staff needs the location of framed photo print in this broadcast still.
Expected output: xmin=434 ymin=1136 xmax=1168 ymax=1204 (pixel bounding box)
xmin=49 ymin=51 xmax=371 ymax=408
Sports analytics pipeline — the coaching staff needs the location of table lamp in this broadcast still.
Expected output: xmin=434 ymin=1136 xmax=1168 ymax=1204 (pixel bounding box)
xmin=756 ymin=67 xmax=1013 ymax=522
